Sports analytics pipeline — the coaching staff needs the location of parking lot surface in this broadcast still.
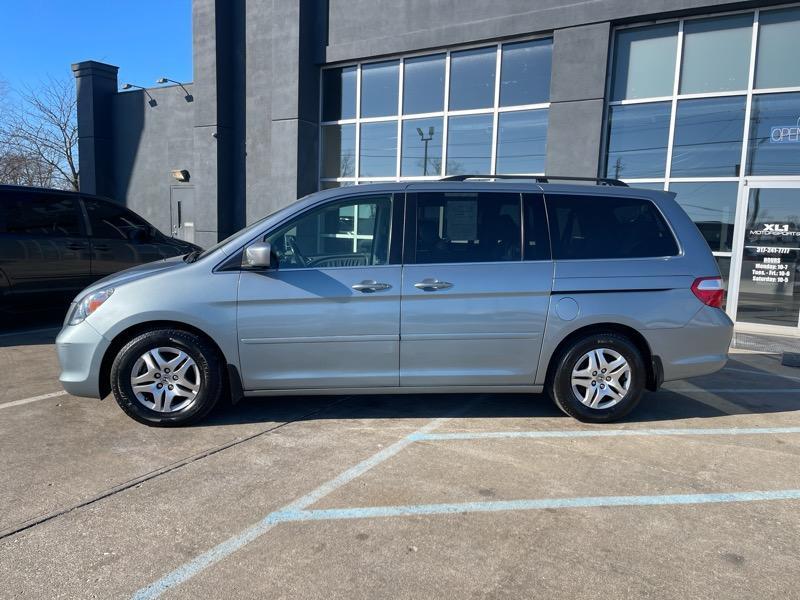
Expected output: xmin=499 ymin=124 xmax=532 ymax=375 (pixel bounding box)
xmin=1 ymin=327 xmax=800 ymax=599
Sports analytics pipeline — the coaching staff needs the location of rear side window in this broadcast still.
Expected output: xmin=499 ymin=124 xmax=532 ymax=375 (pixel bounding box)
xmin=546 ymin=194 xmax=679 ymax=260
xmin=413 ymin=191 xmax=521 ymax=264
xmin=84 ymin=198 xmax=151 ymax=240
xmin=0 ymin=193 xmax=82 ymax=237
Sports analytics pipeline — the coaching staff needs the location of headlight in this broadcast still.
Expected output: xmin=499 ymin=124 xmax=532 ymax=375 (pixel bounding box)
xmin=69 ymin=288 xmax=114 ymax=325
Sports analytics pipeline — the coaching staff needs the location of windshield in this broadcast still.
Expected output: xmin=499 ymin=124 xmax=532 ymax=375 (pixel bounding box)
xmin=196 ymin=214 xmax=272 ymax=259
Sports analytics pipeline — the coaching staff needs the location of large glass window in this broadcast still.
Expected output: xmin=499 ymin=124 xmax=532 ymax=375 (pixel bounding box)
xmin=321 ymin=124 xmax=356 ymax=178
xmin=605 ymin=103 xmax=671 ymax=179
xmin=680 ymin=14 xmax=753 ymax=94
xmin=403 ymin=54 xmax=445 ymax=115
xmin=401 ymin=117 xmax=443 ymax=177
xmin=414 ymin=192 xmax=521 ymax=264
xmin=360 ymin=60 xmax=399 ymax=118
xmin=500 ymin=39 xmax=552 ymax=106
xmin=496 ymin=110 xmax=548 ymax=175
xmin=611 ymin=23 xmax=678 ymax=101
xmin=321 ymin=66 xmax=356 ymax=121
xmin=320 ymin=37 xmax=552 ymax=187
xmin=446 ymin=114 xmax=493 ymax=175
xmin=755 ymin=7 xmax=800 ymax=89
xmin=449 ymin=47 xmax=496 ymax=111
xmin=747 ymin=92 xmax=800 ymax=176
xmin=671 ymin=96 xmax=746 ymax=177
xmin=266 ymin=195 xmax=394 ymax=269
xmin=668 ymin=181 xmax=738 ymax=252
xmin=359 ymin=122 xmax=397 ymax=177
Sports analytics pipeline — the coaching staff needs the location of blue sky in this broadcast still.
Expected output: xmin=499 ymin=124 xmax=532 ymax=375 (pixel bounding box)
xmin=0 ymin=0 xmax=192 ymax=95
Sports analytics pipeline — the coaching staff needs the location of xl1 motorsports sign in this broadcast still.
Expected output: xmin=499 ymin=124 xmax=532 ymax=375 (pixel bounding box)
xmin=740 ymin=221 xmax=799 ymax=296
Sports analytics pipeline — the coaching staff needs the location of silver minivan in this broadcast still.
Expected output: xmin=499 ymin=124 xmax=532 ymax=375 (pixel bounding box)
xmin=56 ymin=177 xmax=733 ymax=426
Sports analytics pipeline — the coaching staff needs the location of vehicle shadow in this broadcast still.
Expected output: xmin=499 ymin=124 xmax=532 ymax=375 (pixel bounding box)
xmin=200 ymin=356 xmax=800 ymax=427
xmin=0 ymin=309 xmax=64 ymax=347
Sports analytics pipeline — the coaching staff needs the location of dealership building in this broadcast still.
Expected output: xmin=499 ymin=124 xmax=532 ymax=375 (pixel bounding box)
xmin=72 ymin=0 xmax=800 ymax=340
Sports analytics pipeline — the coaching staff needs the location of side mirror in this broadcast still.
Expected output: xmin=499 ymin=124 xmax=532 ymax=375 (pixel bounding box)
xmin=129 ymin=227 xmax=149 ymax=243
xmin=243 ymin=241 xmax=274 ymax=269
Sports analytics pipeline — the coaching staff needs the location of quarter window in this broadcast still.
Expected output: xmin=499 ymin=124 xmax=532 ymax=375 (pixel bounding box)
xmin=265 ymin=195 xmax=393 ymax=269
xmin=0 ymin=194 xmax=81 ymax=237
xmin=546 ymin=195 xmax=679 ymax=260
xmin=413 ymin=192 xmax=521 ymax=264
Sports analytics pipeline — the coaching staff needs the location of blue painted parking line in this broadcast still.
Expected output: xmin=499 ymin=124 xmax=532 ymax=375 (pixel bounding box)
xmin=279 ymin=489 xmax=800 ymax=522
xmin=132 ymin=414 xmax=461 ymax=600
xmin=410 ymin=426 xmax=800 ymax=442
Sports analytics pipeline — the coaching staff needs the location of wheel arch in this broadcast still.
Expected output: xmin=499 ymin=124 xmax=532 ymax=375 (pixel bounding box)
xmin=544 ymin=323 xmax=661 ymax=392
xmin=98 ymin=320 xmax=243 ymax=401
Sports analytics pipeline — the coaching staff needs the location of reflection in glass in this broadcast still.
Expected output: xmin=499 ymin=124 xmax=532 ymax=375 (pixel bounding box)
xmin=449 ymin=47 xmax=496 ymax=111
xmin=671 ymin=96 xmax=746 ymax=177
xmin=716 ymin=256 xmax=731 ymax=308
xmin=756 ymin=7 xmax=800 ymax=89
xmin=680 ymin=14 xmax=753 ymax=94
xmin=401 ymin=117 xmax=443 ymax=176
xmin=446 ymin=114 xmax=493 ymax=175
xmin=359 ymin=121 xmax=397 ymax=177
xmin=495 ymin=110 xmax=548 ymax=174
xmin=322 ymin=66 xmax=357 ymax=121
xmin=403 ymin=54 xmax=445 ymax=115
xmin=736 ymin=187 xmax=800 ymax=327
xmin=669 ymin=181 xmax=738 ymax=252
xmin=360 ymin=60 xmax=399 ymax=118
xmin=500 ymin=39 xmax=552 ymax=106
xmin=605 ymin=102 xmax=671 ymax=179
xmin=321 ymin=124 xmax=356 ymax=178
xmin=747 ymin=92 xmax=800 ymax=176
xmin=611 ymin=23 xmax=678 ymax=100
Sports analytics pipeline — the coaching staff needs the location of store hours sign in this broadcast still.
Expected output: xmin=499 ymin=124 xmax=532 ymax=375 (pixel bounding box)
xmin=740 ymin=221 xmax=799 ymax=297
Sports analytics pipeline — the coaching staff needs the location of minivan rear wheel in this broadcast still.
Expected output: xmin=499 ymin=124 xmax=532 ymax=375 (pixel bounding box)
xmin=110 ymin=328 xmax=224 ymax=426
xmin=549 ymin=332 xmax=646 ymax=423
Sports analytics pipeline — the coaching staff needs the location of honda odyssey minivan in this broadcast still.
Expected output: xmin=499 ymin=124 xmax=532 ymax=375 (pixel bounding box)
xmin=56 ymin=177 xmax=733 ymax=426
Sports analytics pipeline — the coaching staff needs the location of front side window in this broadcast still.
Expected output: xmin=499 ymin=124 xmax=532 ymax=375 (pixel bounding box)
xmin=266 ymin=195 xmax=393 ymax=269
xmin=0 ymin=194 xmax=81 ymax=237
xmin=84 ymin=198 xmax=151 ymax=240
xmin=413 ymin=192 xmax=521 ymax=264
xmin=546 ymin=194 xmax=679 ymax=260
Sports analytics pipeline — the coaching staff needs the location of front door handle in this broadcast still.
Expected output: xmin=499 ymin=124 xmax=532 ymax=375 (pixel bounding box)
xmin=414 ymin=278 xmax=453 ymax=291
xmin=352 ymin=280 xmax=392 ymax=293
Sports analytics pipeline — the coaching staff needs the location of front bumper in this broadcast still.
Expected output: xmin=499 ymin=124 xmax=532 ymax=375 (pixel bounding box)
xmin=56 ymin=320 xmax=110 ymax=399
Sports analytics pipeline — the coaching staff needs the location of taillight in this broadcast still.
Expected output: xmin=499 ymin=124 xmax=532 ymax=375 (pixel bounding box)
xmin=691 ymin=277 xmax=724 ymax=308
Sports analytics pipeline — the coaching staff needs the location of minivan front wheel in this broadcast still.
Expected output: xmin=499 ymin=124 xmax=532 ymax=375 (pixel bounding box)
xmin=549 ymin=332 xmax=646 ymax=423
xmin=110 ymin=328 xmax=224 ymax=426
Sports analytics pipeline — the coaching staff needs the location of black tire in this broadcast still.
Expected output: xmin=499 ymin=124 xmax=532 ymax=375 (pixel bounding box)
xmin=548 ymin=332 xmax=646 ymax=423
xmin=110 ymin=328 xmax=224 ymax=426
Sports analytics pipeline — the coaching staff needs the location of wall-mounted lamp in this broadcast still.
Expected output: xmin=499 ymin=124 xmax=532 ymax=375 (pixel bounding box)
xmin=121 ymin=83 xmax=157 ymax=107
xmin=171 ymin=169 xmax=190 ymax=182
xmin=156 ymin=77 xmax=193 ymax=102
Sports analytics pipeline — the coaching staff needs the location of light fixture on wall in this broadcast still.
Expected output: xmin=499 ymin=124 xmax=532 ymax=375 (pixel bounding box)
xmin=156 ymin=77 xmax=193 ymax=102
xmin=171 ymin=169 xmax=190 ymax=182
xmin=121 ymin=83 xmax=157 ymax=107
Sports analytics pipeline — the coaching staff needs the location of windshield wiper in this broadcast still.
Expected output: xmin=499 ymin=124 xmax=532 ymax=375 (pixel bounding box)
xmin=183 ymin=249 xmax=202 ymax=263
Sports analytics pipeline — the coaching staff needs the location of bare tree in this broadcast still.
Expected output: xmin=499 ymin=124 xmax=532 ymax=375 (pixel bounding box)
xmin=1 ymin=76 xmax=79 ymax=190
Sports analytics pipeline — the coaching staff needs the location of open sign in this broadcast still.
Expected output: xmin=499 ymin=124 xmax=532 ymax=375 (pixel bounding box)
xmin=770 ymin=117 xmax=800 ymax=143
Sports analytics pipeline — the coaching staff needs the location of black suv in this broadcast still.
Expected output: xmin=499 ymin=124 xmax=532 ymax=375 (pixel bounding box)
xmin=0 ymin=186 xmax=199 ymax=317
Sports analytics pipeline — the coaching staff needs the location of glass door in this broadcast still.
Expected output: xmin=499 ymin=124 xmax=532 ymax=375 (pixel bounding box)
xmin=728 ymin=181 xmax=800 ymax=332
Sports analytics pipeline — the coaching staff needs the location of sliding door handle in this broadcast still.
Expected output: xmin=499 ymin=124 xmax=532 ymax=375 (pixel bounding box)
xmin=414 ymin=278 xmax=453 ymax=291
xmin=352 ymin=280 xmax=392 ymax=293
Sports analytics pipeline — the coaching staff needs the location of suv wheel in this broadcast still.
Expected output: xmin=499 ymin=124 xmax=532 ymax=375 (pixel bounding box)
xmin=110 ymin=328 xmax=224 ymax=426
xmin=549 ymin=332 xmax=646 ymax=423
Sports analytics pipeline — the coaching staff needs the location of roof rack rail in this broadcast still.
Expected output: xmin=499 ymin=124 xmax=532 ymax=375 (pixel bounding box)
xmin=439 ymin=174 xmax=628 ymax=187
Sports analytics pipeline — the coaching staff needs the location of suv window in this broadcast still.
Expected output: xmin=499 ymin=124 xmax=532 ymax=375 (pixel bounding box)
xmin=414 ymin=191 xmax=521 ymax=264
xmin=0 ymin=193 xmax=82 ymax=237
xmin=83 ymin=198 xmax=152 ymax=241
xmin=266 ymin=194 xmax=393 ymax=269
xmin=546 ymin=194 xmax=679 ymax=260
